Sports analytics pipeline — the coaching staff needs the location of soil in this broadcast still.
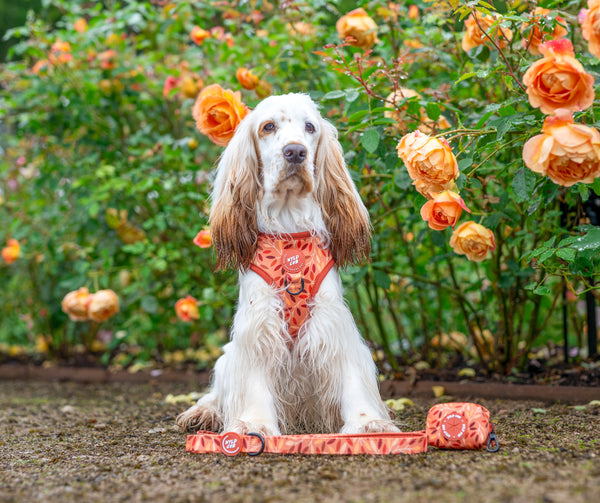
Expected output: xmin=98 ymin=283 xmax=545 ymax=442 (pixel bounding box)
xmin=1 ymin=379 xmax=599 ymax=503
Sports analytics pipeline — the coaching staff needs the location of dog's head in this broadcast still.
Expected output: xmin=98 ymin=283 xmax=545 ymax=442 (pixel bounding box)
xmin=209 ymin=93 xmax=371 ymax=271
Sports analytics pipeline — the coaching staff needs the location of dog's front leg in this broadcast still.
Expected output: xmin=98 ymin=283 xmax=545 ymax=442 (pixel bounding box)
xmin=218 ymin=272 xmax=289 ymax=436
xmin=301 ymin=272 xmax=399 ymax=434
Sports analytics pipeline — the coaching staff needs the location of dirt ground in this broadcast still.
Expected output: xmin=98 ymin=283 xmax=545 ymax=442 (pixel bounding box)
xmin=1 ymin=379 xmax=599 ymax=503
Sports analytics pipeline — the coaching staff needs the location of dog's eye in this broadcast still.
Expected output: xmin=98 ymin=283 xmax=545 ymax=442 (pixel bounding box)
xmin=262 ymin=122 xmax=276 ymax=133
xmin=305 ymin=122 xmax=316 ymax=134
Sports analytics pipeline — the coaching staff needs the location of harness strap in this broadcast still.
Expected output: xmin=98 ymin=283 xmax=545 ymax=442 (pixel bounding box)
xmin=186 ymin=430 xmax=428 ymax=456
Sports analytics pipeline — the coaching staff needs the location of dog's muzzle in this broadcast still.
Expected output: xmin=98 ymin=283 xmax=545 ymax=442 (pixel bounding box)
xmin=282 ymin=143 xmax=307 ymax=165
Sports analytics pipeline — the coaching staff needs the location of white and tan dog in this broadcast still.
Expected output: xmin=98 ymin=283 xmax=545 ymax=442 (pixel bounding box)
xmin=177 ymin=94 xmax=397 ymax=435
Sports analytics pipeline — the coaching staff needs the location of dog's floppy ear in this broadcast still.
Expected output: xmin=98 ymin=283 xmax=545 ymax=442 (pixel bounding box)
xmin=314 ymin=118 xmax=371 ymax=267
xmin=209 ymin=114 xmax=262 ymax=271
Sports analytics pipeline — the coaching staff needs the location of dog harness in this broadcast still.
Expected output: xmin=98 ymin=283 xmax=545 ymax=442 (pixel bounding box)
xmin=249 ymin=232 xmax=335 ymax=339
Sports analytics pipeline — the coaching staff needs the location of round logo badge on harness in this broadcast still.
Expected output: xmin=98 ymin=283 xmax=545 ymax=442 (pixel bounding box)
xmin=282 ymin=248 xmax=305 ymax=273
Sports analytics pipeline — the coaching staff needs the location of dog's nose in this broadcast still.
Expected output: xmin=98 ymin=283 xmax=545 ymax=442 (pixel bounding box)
xmin=282 ymin=144 xmax=307 ymax=164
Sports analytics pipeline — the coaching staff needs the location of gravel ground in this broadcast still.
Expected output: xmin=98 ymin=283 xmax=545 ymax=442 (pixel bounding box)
xmin=1 ymin=379 xmax=599 ymax=503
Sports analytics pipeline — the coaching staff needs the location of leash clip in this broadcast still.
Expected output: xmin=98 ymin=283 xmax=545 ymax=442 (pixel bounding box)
xmin=486 ymin=423 xmax=500 ymax=453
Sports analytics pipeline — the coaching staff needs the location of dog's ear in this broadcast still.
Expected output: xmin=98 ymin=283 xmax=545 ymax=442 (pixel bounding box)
xmin=314 ymin=119 xmax=371 ymax=267
xmin=209 ymin=114 xmax=262 ymax=271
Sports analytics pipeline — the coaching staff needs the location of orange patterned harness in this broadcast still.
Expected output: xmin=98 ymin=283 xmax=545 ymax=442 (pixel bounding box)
xmin=249 ymin=232 xmax=335 ymax=338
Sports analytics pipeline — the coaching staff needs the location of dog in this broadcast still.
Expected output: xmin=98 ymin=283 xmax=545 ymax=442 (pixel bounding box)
xmin=176 ymin=93 xmax=398 ymax=436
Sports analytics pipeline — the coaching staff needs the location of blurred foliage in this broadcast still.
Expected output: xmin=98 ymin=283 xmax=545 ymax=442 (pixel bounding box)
xmin=0 ymin=0 xmax=599 ymax=374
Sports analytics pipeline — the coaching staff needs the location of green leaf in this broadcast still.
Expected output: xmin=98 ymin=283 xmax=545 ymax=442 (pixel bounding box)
xmin=361 ymin=129 xmax=380 ymax=154
xmin=532 ymin=285 xmax=551 ymax=296
xmin=512 ymin=168 xmax=537 ymax=202
xmin=373 ymin=270 xmax=391 ymax=290
xmin=556 ymin=248 xmax=576 ymax=262
xmin=141 ymin=295 xmax=159 ymax=314
xmin=322 ymin=90 xmax=346 ymax=101
xmin=572 ymin=229 xmax=600 ymax=252
xmin=425 ymin=102 xmax=441 ymax=121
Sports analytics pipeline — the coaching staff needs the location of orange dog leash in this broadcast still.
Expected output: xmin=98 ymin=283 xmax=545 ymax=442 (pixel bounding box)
xmin=185 ymin=402 xmax=500 ymax=456
xmin=186 ymin=430 xmax=429 ymax=456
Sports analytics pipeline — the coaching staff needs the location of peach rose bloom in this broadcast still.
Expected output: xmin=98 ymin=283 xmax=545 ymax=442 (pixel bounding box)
xmin=163 ymin=76 xmax=179 ymax=98
xmin=175 ymin=295 xmax=200 ymax=322
xmin=192 ymin=84 xmax=249 ymax=147
xmin=88 ymin=289 xmax=120 ymax=322
xmin=74 ymin=18 xmax=88 ymax=33
xmin=397 ymin=131 xmax=459 ymax=198
xmin=450 ymin=222 xmax=496 ymax=262
xmin=462 ymin=12 xmax=513 ymax=52
xmin=336 ymin=8 xmax=379 ymax=50
xmin=582 ymin=0 xmax=600 ymax=58
xmin=235 ymin=67 xmax=259 ymax=90
xmin=521 ymin=7 xmax=568 ymax=56
xmin=190 ymin=26 xmax=210 ymax=45
xmin=523 ymin=39 xmax=595 ymax=115
xmin=193 ymin=229 xmax=211 ymax=248
xmin=522 ymin=111 xmax=600 ymax=187
xmin=1 ymin=238 xmax=20 ymax=265
xmin=61 ymin=287 xmax=91 ymax=322
xmin=180 ymin=74 xmax=203 ymax=99
xmin=420 ymin=191 xmax=471 ymax=231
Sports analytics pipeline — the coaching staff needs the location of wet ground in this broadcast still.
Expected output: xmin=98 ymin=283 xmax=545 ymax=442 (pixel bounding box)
xmin=1 ymin=379 xmax=599 ymax=502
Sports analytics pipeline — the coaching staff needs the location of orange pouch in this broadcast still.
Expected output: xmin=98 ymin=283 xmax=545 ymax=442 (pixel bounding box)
xmin=426 ymin=402 xmax=499 ymax=452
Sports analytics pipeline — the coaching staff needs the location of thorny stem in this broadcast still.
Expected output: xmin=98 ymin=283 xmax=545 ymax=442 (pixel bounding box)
xmin=470 ymin=9 xmax=527 ymax=93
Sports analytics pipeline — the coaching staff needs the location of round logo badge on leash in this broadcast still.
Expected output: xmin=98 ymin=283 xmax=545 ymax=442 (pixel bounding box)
xmin=221 ymin=432 xmax=243 ymax=456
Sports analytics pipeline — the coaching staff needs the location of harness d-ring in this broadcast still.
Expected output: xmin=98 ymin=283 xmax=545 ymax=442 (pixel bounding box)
xmin=284 ymin=277 xmax=305 ymax=295
xmin=247 ymin=432 xmax=265 ymax=456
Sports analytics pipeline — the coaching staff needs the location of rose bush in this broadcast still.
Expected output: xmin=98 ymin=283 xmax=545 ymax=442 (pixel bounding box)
xmin=1 ymin=0 xmax=599 ymax=373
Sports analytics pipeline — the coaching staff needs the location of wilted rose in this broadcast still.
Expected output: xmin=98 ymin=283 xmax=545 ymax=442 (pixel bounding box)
xmin=523 ymin=39 xmax=595 ymax=115
xmin=462 ymin=12 xmax=513 ymax=52
xmin=582 ymin=0 xmax=600 ymax=58
xmin=336 ymin=8 xmax=379 ymax=50
xmin=175 ymin=295 xmax=200 ymax=322
xmin=522 ymin=111 xmax=600 ymax=187
xmin=88 ymin=289 xmax=120 ymax=322
xmin=192 ymin=84 xmax=249 ymax=147
xmin=396 ymin=131 xmax=459 ymax=198
xmin=521 ymin=7 xmax=568 ymax=56
xmin=420 ymin=191 xmax=471 ymax=231
xmin=61 ymin=287 xmax=91 ymax=322
xmin=450 ymin=222 xmax=496 ymax=262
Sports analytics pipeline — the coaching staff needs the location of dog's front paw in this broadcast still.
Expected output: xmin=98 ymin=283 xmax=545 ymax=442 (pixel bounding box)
xmin=225 ymin=419 xmax=280 ymax=437
xmin=341 ymin=418 xmax=401 ymax=434
xmin=176 ymin=403 xmax=222 ymax=433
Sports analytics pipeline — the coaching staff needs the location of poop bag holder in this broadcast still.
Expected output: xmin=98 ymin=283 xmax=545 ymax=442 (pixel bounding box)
xmin=426 ymin=402 xmax=499 ymax=452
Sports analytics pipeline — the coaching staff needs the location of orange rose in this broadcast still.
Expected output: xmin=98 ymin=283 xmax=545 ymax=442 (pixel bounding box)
xmin=74 ymin=18 xmax=88 ymax=33
xmin=522 ymin=111 xmax=600 ymax=187
xmin=582 ymin=0 xmax=600 ymax=58
xmin=98 ymin=49 xmax=117 ymax=70
xmin=191 ymin=26 xmax=210 ymax=45
xmin=61 ymin=287 xmax=91 ymax=322
xmin=450 ymin=222 xmax=496 ymax=262
xmin=175 ymin=295 xmax=200 ymax=322
xmin=193 ymin=229 xmax=211 ymax=248
xmin=523 ymin=39 xmax=595 ymax=115
xmin=420 ymin=191 xmax=471 ymax=231
xmin=32 ymin=59 xmax=49 ymax=74
xmin=521 ymin=8 xmax=568 ymax=56
xmin=49 ymin=40 xmax=73 ymax=64
xmin=192 ymin=84 xmax=249 ymax=147
xmin=396 ymin=131 xmax=459 ymax=198
xmin=235 ymin=67 xmax=259 ymax=90
xmin=180 ymin=74 xmax=203 ymax=99
xmin=88 ymin=289 xmax=120 ymax=322
xmin=408 ymin=5 xmax=420 ymax=20
xmin=1 ymin=238 xmax=20 ymax=265
xmin=336 ymin=8 xmax=379 ymax=50
xmin=462 ymin=12 xmax=513 ymax=52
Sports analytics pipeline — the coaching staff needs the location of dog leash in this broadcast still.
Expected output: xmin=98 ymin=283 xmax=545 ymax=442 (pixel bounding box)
xmin=185 ymin=402 xmax=500 ymax=456
xmin=186 ymin=430 xmax=429 ymax=456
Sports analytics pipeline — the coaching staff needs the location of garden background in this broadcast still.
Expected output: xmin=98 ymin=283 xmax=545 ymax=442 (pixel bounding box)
xmin=1 ymin=0 xmax=599 ymax=378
